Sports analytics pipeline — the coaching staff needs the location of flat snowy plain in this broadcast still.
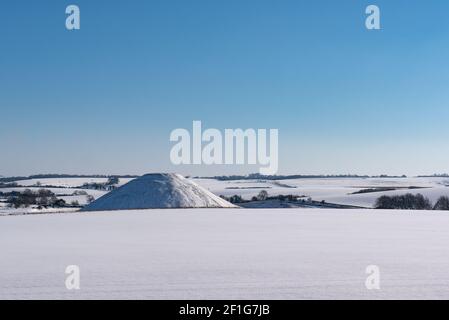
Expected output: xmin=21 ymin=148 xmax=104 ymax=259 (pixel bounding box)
xmin=2 ymin=208 xmax=449 ymax=299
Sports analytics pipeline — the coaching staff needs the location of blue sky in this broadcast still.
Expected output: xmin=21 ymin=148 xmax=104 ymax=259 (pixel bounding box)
xmin=1 ymin=0 xmax=449 ymax=176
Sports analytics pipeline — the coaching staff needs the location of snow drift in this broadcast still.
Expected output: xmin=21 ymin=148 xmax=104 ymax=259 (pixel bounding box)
xmin=82 ymin=173 xmax=236 ymax=211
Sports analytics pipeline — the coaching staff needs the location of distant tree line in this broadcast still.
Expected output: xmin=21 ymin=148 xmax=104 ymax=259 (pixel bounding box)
xmin=375 ymin=194 xmax=449 ymax=210
xmin=221 ymin=190 xmax=305 ymax=204
xmin=81 ymin=176 xmax=120 ymax=191
xmin=208 ymin=173 xmax=408 ymax=181
xmin=418 ymin=174 xmax=449 ymax=177
xmin=6 ymin=189 xmax=67 ymax=209
xmin=220 ymin=195 xmax=246 ymax=204
xmin=0 ymin=174 xmax=137 ymax=184
xmin=0 ymin=182 xmax=18 ymax=188
xmin=352 ymin=186 xmax=422 ymax=195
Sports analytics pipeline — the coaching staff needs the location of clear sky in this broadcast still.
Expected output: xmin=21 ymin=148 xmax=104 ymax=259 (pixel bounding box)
xmin=1 ymin=0 xmax=449 ymax=177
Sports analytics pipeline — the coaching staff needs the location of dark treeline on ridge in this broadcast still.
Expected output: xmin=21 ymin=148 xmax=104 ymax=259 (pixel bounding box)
xmin=376 ymin=194 xmax=449 ymax=211
xmin=206 ymin=173 xmax=409 ymax=181
xmin=0 ymin=174 xmax=139 ymax=183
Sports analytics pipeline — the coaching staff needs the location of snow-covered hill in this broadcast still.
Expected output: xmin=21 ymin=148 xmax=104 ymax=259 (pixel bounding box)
xmin=82 ymin=173 xmax=236 ymax=211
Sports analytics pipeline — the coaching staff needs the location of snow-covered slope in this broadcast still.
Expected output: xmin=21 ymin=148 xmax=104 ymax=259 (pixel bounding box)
xmin=82 ymin=173 xmax=236 ymax=211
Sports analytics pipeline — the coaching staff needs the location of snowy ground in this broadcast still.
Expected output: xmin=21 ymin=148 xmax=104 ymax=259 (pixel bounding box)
xmin=0 ymin=177 xmax=130 ymax=215
xmin=2 ymin=208 xmax=449 ymax=299
xmin=0 ymin=187 xmax=107 ymax=215
xmin=11 ymin=177 xmax=134 ymax=188
xmin=3 ymin=176 xmax=449 ymax=214
xmin=2 ymin=175 xmax=449 ymax=216
xmin=194 ymin=177 xmax=449 ymax=208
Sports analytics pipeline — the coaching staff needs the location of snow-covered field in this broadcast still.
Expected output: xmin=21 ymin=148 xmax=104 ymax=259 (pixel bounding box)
xmin=11 ymin=177 xmax=134 ymax=188
xmin=0 ymin=187 xmax=107 ymax=215
xmin=2 ymin=208 xmax=449 ymax=300
xmin=12 ymin=177 xmax=108 ymax=188
xmin=2 ymin=176 xmax=449 ymax=214
xmin=0 ymin=177 xmax=132 ymax=215
xmin=2 ymin=175 xmax=449 ymax=215
xmin=194 ymin=177 xmax=449 ymax=208
xmin=0 ymin=187 xmax=107 ymax=198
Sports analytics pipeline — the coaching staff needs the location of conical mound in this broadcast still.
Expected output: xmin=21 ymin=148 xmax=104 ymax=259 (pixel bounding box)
xmin=82 ymin=173 xmax=236 ymax=211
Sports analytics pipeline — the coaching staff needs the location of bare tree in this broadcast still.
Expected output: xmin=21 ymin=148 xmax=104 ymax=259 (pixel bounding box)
xmin=257 ymin=190 xmax=268 ymax=201
xmin=434 ymin=196 xmax=449 ymax=210
xmin=86 ymin=195 xmax=95 ymax=204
